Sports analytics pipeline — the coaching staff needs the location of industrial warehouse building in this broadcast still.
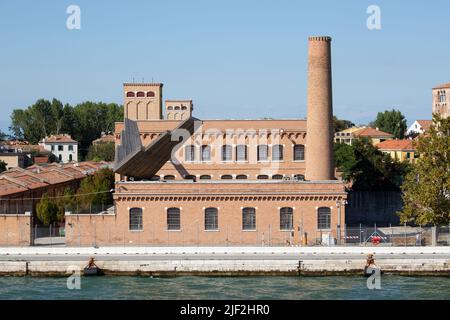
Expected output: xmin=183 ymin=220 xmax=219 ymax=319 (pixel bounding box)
xmin=64 ymin=36 xmax=348 ymax=247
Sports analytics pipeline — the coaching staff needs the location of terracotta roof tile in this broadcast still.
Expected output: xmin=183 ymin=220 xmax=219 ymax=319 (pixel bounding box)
xmin=416 ymin=120 xmax=433 ymax=131
xmin=41 ymin=134 xmax=77 ymax=144
xmin=433 ymin=82 xmax=450 ymax=89
xmin=376 ymin=139 xmax=416 ymax=150
xmin=353 ymin=127 xmax=394 ymax=138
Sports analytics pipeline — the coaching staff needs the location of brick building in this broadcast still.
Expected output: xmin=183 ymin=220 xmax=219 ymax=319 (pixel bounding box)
xmin=65 ymin=36 xmax=348 ymax=247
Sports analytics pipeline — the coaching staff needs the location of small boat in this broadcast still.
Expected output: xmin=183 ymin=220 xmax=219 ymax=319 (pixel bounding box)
xmin=83 ymin=266 xmax=102 ymax=276
xmin=83 ymin=257 xmax=104 ymax=276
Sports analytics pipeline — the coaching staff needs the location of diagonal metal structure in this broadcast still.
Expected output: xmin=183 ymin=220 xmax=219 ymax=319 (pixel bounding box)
xmin=114 ymin=117 xmax=200 ymax=179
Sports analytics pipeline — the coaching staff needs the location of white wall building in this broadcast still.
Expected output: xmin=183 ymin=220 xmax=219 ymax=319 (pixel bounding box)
xmin=406 ymin=120 xmax=432 ymax=136
xmin=39 ymin=134 xmax=78 ymax=163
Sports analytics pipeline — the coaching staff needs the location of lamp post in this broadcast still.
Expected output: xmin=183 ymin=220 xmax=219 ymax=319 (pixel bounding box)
xmin=336 ymin=199 xmax=348 ymax=245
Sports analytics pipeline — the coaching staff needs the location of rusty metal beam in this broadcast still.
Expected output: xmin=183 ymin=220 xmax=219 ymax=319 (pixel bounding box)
xmin=114 ymin=117 xmax=200 ymax=179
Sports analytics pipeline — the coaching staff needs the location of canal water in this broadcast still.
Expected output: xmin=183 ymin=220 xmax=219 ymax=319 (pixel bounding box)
xmin=0 ymin=276 xmax=449 ymax=300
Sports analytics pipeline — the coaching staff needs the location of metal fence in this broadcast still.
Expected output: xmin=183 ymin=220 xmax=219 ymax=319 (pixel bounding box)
xmin=2 ymin=222 xmax=449 ymax=247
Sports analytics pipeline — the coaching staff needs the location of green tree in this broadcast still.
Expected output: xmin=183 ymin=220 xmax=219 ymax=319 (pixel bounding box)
xmin=0 ymin=160 xmax=7 ymax=173
xmin=334 ymin=138 xmax=411 ymax=191
xmin=54 ymin=188 xmax=76 ymax=222
xmin=76 ymin=168 xmax=114 ymax=212
xmin=372 ymin=109 xmax=407 ymax=139
xmin=86 ymin=142 xmax=115 ymax=162
xmin=399 ymin=115 xmax=450 ymax=225
xmin=36 ymin=193 xmax=59 ymax=226
xmin=333 ymin=116 xmax=355 ymax=133
xmin=9 ymin=99 xmax=123 ymax=157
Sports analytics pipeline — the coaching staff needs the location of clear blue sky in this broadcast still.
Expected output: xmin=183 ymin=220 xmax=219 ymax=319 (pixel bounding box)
xmin=1 ymin=0 xmax=449 ymax=133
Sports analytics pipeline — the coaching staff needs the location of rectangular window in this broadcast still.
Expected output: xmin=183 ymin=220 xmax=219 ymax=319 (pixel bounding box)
xmin=272 ymin=145 xmax=283 ymax=161
xmin=167 ymin=208 xmax=181 ymax=230
xmin=185 ymin=145 xmax=195 ymax=162
xmin=68 ymin=145 xmax=73 ymax=151
xmin=242 ymin=207 xmax=256 ymax=230
xmin=58 ymin=145 xmax=63 ymax=151
xmin=222 ymin=145 xmax=232 ymax=161
xmin=294 ymin=145 xmax=305 ymax=161
xmin=129 ymin=208 xmax=143 ymax=231
xmin=51 ymin=145 xmax=55 ymax=151
xmin=204 ymin=208 xmax=218 ymax=231
xmin=201 ymin=145 xmax=211 ymax=161
xmin=236 ymin=145 xmax=247 ymax=161
xmin=257 ymin=145 xmax=268 ymax=161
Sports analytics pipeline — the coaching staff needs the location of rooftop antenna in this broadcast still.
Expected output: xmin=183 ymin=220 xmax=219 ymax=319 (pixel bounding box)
xmin=142 ymin=77 xmax=144 ymax=83
xmin=152 ymin=77 xmax=154 ymax=83
xmin=132 ymin=77 xmax=135 ymax=83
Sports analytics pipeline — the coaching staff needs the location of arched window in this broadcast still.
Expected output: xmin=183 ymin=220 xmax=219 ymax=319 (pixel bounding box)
xmin=174 ymin=113 xmax=179 ymax=120
xmin=272 ymin=145 xmax=283 ymax=161
xmin=294 ymin=145 xmax=305 ymax=161
xmin=180 ymin=113 xmax=185 ymax=120
xmin=272 ymin=174 xmax=283 ymax=180
xmin=280 ymin=207 xmax=293 ymax=231
xmin=126 ymin=92 xmax=135 ymax=97
xmin=236 ymin=145 xmax=247 ymax=161
xmin=181 ymin=106 xmax=187 ymax=110
xmin=185 ymin=145 xmax=195 ymax=162
xmin=201 ymin=145 xmax=211 ymax=161
xmin=221 ymin=175 xmax=233 ymax=180
xmin=174 ymin=106 xmax=180 ymax=110
xmin=294 ymin=174 xmax=305 ymax=181
xmin=199 ymin=175 xmax=211 ymax=180
xmin=184 ymin=175 xmax=196 ymax=181
xmin=242 ymin=207 xmax=256 ymax=230
xmin=136 ymin=91 xmax=145 ymax=97
xmin=167 ymin=106 xmax=173 ymax=110
xmin=150 ymin=175 xmax=160 ymax=181
xmin=222 ymin=145 xmax=232 ymax=161
xmin=236 ymin=175 xmax=248 ymax=180
xmin=167 ymin=113 xmax=173 ymax=120
xmin=167 ymin=208 xmax=180 ymax=230
xmin=257 ymin=175 xmax=269 ymax=180
xmin=204 ymin=208 xmax=218 ymax=230
xmin=257 ymin=145 xmax=268 ymax=161
xmin=163 ymin=175 xmax=175 ymax=180
xmin=318 ymin=207 xmax=331 ymax=230
xmin=129 ymin=208 xmax=143 ymax=231
xmin=147 ymin=91 xmax=155 ymax=97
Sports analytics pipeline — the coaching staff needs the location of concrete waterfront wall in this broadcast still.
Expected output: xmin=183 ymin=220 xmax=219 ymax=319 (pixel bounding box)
xmin=2 ymin=259 xmax=449 ymax=277
xmin=1 ymin=247 xmax=449 ymax=276
xmin=0 ymin=213 xmax=32 ymax=246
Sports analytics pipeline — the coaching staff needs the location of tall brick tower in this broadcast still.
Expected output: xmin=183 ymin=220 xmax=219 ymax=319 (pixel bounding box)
xmin=305 ymin=36 xmax=335 ymax=181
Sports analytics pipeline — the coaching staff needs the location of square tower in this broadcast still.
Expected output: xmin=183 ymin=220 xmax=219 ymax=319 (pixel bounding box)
xmin=165 ymin=100 xmax=193 ymax=120
xmin=123 ymin=83 xmax=163 ymax=120
xmin=432 ymin=83 xmax=450 ymax=118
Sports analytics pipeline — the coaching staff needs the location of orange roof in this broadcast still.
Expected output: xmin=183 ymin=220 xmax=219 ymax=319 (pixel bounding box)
xmin=93 ymin=134 xmax=115 ymax=144
xmin=353 ymin=127 xmax=394 ymax=138
xmin=0 ymin=161 xmax=105 ymax=197
xmin=433 ymin=82 xmax=450 ymax=90
xmin=376 ymin=139 xmax=416 ymax=151
xmin=416 ymin=120 xmax=433 ymax=131
xmin=0 ymin=178 xmax=28 ymax=196
xmin=41 ymin=134 xmax=77 ymax=144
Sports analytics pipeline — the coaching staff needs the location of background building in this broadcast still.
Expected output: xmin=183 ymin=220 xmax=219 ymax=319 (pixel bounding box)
xmin=432 ymin=83 xmax=450 ymax=118
xmin=39 ymin=134 xmax=78 ymax=163
xmin=334 ymin=127 xmax=394 ymax=146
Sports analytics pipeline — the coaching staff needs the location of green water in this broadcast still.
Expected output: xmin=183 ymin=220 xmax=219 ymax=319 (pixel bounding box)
xmin=0 ymin=276 xmax=449 ymax=300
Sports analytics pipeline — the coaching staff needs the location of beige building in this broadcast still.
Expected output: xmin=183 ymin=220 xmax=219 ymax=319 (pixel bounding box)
xmin=65 ymin=36 xmax=348 ymax=247
xmin=432 ymin=83 xmax=450 ymax=118
xmin=334 ymin=127 xmax=394 ymax=146
xmin=376 ymin=139 xmax=418 ymax=164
